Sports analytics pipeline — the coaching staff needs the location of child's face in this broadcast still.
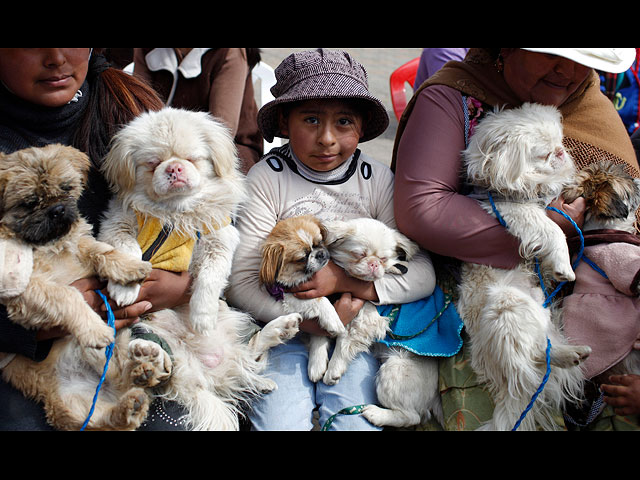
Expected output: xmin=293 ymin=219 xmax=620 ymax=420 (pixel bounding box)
xmin=280 ymin=99 xmax=364 ymax=171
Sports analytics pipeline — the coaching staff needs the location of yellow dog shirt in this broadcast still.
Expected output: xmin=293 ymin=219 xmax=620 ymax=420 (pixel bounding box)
xmin=136 ymin=213 xmax=230 ymax=272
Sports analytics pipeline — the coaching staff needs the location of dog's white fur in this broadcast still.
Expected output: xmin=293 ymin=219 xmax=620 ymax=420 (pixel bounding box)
xmin=456 ymin=103 xmax=591 ymax=430
xmin=98 ymin=107 xmax=300 ymax=429
xmin=321 ymin=217 xmax=417 ymax=385
xmin=100 ymin=107 xmax=245 ymax=333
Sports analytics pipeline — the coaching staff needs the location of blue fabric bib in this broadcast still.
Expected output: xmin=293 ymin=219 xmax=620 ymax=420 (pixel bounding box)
xmin=377 ymin=285 xmax=464 ymax=357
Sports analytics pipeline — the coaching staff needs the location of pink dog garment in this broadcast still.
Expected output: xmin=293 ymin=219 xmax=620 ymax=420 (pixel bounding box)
xmin=562 ymin=231 xmax=640 ymax=379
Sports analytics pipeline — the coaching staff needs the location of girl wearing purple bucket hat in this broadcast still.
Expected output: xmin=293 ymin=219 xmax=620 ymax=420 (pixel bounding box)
xmin=227 ymin=49 xmax=436 ymax=430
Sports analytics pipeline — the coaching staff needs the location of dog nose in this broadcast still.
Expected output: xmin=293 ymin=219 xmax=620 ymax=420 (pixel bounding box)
xmin=315 ymin=248 xmax=328 ymax=262
xmin=48 ymin=204 xmax=65 ymax=219
xmin=166 ymin=163 xmax=184 ymax=176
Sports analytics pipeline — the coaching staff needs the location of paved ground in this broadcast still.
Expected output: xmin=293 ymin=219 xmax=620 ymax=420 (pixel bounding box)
xmin=258 ymin=48 xmax=424 ymax=166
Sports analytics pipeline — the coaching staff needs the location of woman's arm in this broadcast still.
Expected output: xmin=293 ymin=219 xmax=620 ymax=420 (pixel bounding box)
xmin=394 ymin=85 xmax=522 ymax=269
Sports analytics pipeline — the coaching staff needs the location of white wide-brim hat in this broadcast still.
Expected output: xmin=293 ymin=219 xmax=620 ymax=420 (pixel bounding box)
xmin=522 ymin=48 xmax=636 ymax=73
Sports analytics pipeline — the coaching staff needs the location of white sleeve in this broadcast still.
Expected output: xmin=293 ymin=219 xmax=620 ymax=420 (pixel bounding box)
xmin=226 ymin=165 xmax=289 ymax=323
xmin=368 ymin=162 xmax=436 ymax=305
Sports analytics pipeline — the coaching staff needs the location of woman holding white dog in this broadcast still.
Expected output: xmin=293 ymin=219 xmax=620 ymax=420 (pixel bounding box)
xmin=0 ymin=48 xmax=193 ymax=430
xmin=393 ymin=48 xmax=640 ymax=430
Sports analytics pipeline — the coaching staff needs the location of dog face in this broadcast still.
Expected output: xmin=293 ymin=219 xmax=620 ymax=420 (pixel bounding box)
xmin=563 ymin=160 xmax=640 ymax=231
xmin=325 ymin=218 xmax=419 ymax=281
xmin=0 ymin=144 xmax=90 ymax=245
xmin=464 ymin=102 xmax=575 ymax=200
xmin=259 ymin=215 xmax=330 ymax=288
xmin=102 ymin=107 xmax=241 ymax=212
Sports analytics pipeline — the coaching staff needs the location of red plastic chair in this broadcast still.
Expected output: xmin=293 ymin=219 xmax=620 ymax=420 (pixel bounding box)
xmin=390 ymin=57 xmax=420 ymax=120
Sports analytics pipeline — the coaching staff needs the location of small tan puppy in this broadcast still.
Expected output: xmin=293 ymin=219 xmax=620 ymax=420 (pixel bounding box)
xmin=260 ymin=215 xmax=345 ymax=381
xmin=0 ymin=144 xmax=153 ymax=430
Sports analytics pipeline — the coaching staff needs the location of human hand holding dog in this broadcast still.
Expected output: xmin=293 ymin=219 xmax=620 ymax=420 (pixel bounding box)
xmin=73 ymin=270 xmax=190 ymax=332
xmin=296 ymin=292 xmax=365 ymax=336
xmin=547 ymin=195 xmax=586 ymax=237
xmin=110 ymin=269 xmax=192 ymax=317
xmin=601 ymin=374 xmax=640 ymax=416
xmin=289 ymin=261 xmax=379 ymax=302
xmin=70 ymin=277 xmax=151 ymax=332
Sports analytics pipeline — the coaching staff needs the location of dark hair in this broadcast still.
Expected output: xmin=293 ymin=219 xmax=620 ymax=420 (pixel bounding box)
xmin=246 ymin=48 xmax=262 ymax=70
xmin=72 ymin=52 xmax=164 ymax=166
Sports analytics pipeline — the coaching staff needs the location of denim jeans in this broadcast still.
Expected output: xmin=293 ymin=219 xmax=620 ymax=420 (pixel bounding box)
xmin=248 ymin=335 xmax=382 ymax=431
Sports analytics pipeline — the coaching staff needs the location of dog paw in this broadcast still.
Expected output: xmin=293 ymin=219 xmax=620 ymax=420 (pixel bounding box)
xmin=122 ymin=260 xmax=152 ymax=284
xmin=271 ymin=313 xmax=302 ymax=341
xmin=361 ymin=405 xmax=387 ymax=427
xmin=107 ymin=282 xmax=141 ymax=307
xmin=113 ymin=388 xmax=150 ymax=430
xmin=190 ymin=310 xmax=217 ymax=334
xmin=308 ymin=356 xmax=328 ymax=383
xmin=259 ymin=378 xmax=278 ymax=394
xmin=76 ymin=320 xmax=115 ymax=349
xmin=553 ymin=264 xmax=575 ymax=282
xmin=549 ymin=344 xmax=591 ymax=368
xmin=322 ymin=360 xmax=347 ymax=385
xmin=321 ymin=318 xmax=346 ymax=338
xmin=128 ymin=339 xmax=172 ymax=387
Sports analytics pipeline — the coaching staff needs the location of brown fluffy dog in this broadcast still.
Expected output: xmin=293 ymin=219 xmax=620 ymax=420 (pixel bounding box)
xmin=0 ymin=144 xmax=154 ymax=430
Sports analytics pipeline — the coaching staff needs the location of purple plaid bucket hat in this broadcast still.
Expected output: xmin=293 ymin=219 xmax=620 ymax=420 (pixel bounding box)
xmin=257 ymin=49 xmax=390 ymax=143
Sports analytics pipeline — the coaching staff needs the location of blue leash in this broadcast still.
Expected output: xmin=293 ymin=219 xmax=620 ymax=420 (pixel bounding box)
xmin=487 ymin=193 xmax=596 ymax=430
xmin=80 ymin=290 xmax=116 ymax=431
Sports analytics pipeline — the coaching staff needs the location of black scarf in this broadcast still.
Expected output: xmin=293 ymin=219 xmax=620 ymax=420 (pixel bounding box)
xmin=0 ymin=55 xmax=114 ymax=232
xmin=0 ymin=78 xmax=90 ymax=153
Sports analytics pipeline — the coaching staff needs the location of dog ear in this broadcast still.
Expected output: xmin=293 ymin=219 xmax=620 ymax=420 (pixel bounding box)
xmin=393 ymin=230 xmax=419 ymax=262
xmin=259 ymin=242 xmax=285 ymax=286
xmin=64 ymin=146 xmax=92 ymax=183
xmin=632 ymin=178 xmax=640 ymax=210
xmin=201 ymin=115 xmax=241 ymax=179
xmin=323 ymin=220 xmax=350 ymax=248
xmin=102 ymin=132 xmax=138 ymax=193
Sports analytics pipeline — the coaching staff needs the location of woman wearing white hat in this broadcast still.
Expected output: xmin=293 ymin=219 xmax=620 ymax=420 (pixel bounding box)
xmin=392 ymin=48 xmax=639 ymax=431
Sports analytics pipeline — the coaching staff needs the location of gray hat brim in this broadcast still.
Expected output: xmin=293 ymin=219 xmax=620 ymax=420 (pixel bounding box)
xmin=257 ymin=73 xmax=390 ymax=143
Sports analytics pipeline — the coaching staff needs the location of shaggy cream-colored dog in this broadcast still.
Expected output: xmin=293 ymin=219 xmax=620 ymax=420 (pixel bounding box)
xmin=457 ymin=103 xmax=591 ymax=430
xmin=97 ymin=107 xmax=300 ymax=430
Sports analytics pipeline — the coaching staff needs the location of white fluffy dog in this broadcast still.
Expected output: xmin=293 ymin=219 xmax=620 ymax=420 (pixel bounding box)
xmin=456 ymin=103 xmax=591 ymax=430
xmin=99 ymin=107 xmax=300 ymax=430
xmin=321 ymin=217 xmax=419 ymax=385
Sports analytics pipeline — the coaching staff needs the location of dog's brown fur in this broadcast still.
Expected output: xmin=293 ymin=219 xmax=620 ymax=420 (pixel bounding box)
xmin=563 ymin=161 xmax=640 ymax=226
xmin=259 ymin=215 xmax=329 ymax=288
xmin=0 ymin=144 xmax=154 ymax=430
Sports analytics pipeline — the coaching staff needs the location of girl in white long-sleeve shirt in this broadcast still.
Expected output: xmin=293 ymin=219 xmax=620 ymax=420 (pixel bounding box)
xmin=226 ymin=49 xmax=435 ymax=430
